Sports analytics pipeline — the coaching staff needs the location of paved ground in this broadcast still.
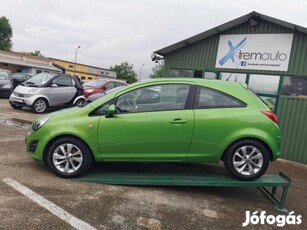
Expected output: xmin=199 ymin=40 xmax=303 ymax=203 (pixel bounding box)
xmin=0 ymin=98 xmax=306 ymax=229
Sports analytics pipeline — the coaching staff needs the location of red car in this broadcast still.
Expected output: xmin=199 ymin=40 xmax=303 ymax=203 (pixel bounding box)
xmin=83 ymin=79 xmax=127 ymax=98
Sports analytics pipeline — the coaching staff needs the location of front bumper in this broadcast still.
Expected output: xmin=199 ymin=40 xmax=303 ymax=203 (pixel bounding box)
xmin=25 ymin=130 xmax=51 ymax=162
xmin=9 ymin=93 xmax=36 ymax=107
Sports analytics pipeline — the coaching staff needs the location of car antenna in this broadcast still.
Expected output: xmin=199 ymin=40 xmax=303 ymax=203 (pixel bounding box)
xmin=226 ymin=62 xmax=241 ymax=81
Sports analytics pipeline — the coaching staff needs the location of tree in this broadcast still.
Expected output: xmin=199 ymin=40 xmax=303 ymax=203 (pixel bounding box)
xmin=0 ymin=16 xmax=13 ymax=51
xmin=110 ymin=62 xmax=138 ymax=84
xmin=30 ymin=50 xmax=44 ymax=57
xmin=150 ymin=62 xmax=165 ymax=78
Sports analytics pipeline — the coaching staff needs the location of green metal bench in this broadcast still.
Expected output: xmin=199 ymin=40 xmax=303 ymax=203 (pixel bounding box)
xmin=75 ymin=171 xmax=291 ymax=212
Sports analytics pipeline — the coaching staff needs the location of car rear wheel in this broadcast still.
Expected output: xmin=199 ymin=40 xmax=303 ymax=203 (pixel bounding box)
xmin=32 ymin=98 xmax=48 ymax=113
xmin=75 ymin=98 xmax=85 ymax=107
xmin=46 ymin=137 xmax=93 ymax=178
xmin=223 ymin=139 xmax=270 ymax=181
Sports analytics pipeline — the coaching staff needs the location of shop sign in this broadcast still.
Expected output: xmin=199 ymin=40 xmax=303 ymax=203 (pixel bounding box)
xmin=215 ymin=34 xmax=293 ymax=71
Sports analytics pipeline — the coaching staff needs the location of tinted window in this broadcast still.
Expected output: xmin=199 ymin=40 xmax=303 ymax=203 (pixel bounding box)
xmin=116 ymin=84 xmax=190 ymax=113
xmin=195 ymin=87 xmax=244 ymax=108
xmin=115 ymin=82 xmax=125 ymax=87
xmin=53 ymin=76 xmax=73 ymax=87
xmin=105 ymin=82 xmax=115 ymax=90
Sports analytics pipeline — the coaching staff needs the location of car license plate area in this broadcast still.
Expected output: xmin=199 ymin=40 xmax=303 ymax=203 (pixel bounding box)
xmin=14 ymin=99 xmax=23 ymax=103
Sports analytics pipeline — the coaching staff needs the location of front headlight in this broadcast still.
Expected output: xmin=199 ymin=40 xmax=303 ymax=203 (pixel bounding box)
xmin=2 ymin=84 xmax=12 ymax=89
xmin=28 ymin=117 xmax=49 ymax=134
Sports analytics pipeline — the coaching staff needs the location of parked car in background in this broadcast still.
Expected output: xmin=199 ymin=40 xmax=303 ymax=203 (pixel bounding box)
xmin=11 ymin=73 xmax=34 ymax=89
xmin=83 ymin=79 xmax=127 ymax=98
xmin=25 ymin=78 xmax=281 ymax=181
xmin=0 ymin=69 xmax=13 ymax=98
xmin=9 ymin=73 xmax=85 ymax=113
xmin=86 ymin=85 xmax=126 ymax=103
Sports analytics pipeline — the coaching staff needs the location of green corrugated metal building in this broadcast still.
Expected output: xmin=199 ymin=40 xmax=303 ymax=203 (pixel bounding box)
xmin=153 ymin=11 xmax=307 ymax=164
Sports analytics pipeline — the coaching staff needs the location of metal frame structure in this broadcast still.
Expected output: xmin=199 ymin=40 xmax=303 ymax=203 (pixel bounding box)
xmin=75 ymin=171 xmax=291 ymax=212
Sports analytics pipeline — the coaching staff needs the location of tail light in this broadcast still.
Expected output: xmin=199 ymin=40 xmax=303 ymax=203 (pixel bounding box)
xmin=261 ymin=111 xmax=278 ymax=124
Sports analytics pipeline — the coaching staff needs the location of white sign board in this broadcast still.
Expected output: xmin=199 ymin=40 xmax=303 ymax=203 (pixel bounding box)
xmin=215 ymin=34 xmax=293 ymax=71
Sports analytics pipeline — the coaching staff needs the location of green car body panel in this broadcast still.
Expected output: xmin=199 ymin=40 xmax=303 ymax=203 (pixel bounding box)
xmin=25 ymin=78 xmax=281 ymax=179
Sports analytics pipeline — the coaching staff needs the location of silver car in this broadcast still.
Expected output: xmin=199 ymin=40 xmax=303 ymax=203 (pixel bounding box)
xmin=9 ymin=73 xmax=85 ymax=113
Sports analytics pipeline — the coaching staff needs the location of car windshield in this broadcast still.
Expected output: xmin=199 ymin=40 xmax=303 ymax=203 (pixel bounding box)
xmin=0 ymin=70 xmax=10 ymax=80
xmin=24 ymin=73 xmax=56 ymax=86
xmin=84 ymin=80 xmax=108 ymax=88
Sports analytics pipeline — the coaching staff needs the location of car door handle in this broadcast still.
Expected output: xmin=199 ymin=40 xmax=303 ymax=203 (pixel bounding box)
xmin=170 ymin=118 xmax=187 ymax=125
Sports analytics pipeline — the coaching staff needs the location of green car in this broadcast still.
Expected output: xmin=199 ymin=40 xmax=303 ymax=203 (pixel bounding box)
xmin=26 ymin=78 xmax=281 ymax=181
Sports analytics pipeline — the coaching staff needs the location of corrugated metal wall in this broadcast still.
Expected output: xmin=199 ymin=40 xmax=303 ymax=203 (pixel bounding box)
xmin=164 ymin=20 xmax=307 ymax=77
xmin=276 ymin=96 xmax=307 ymax=164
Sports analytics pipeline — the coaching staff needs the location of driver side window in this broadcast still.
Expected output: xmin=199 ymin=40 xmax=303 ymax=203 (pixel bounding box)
xmin=116 ymin=84 xmax=190 ymax=113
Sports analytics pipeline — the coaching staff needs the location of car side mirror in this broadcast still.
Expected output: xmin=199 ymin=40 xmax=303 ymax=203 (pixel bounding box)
xmin=106 ymin=104 xmax=116 ymax=117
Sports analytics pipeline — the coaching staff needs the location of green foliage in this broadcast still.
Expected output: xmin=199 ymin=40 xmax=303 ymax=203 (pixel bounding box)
xmin=110 ymin=62 xmax=138 ymax=84
xmin=0 ymin=16 xmax=13 ymax=51
xmin=31 ymin=50 xmax=44 ymax=57
xmin=150 ymin=62 xmax=165 ymax=78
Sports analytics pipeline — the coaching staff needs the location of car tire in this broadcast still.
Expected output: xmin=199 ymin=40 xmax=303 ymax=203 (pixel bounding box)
xmin=31 ymin=98 xmax=48 ymax=113
xmin=46 ymin=137 xmax=93 ymax=178
xmin=75 ymin=98 xmax=85 ymax=107
xmin=223 ymin=139 xmax=270 ymax=181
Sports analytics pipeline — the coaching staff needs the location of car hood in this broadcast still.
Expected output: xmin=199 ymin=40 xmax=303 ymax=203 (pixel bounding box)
xmin=49 ymin=106 xmax=81 ymax=118
xmin=13 ymin=85 xmax=38 ymax=94
xmin=0 ymin=79 xmax=11 ymax=86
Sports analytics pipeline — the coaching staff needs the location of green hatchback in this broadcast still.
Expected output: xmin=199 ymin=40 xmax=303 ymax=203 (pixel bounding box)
xmin=26 ymin=78 xmax=281 ymax=180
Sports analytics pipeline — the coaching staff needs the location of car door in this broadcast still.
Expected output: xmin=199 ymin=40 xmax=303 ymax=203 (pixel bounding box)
xmin=97 ymin=83 xmax=195 ymax=160
xmin=48 ymin=75 xmax=77 ymax=106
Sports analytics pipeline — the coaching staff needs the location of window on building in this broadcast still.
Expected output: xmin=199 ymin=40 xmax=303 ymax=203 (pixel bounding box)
xmin=36 ymin=70 xmax=42 ymax=74
xmin=281 ymin=76 xmax=307 ymax=97
xmin=81 ymin=76 xmax=86 ymax=80
xmin=3 ymin=63 xmax=9 ymax=66
xmin=88 ymin=77 xmax=93 ymax=80
xmin=170 ymin=69 xmax=193 ymax=78
xmin=220 ymin=72 xmax=246 ymax=83
xmin=69 ymin=65 xmax=74 ymax=68
xmin=194 ymin=86 xmax=245 ymax=109
xmin=248 ymin=74 xmax=280 ymax=95
xmin=194 ymin=70 xmax=203 ymax=78
xmin=204 ymin=72 xmax=217 ymax=79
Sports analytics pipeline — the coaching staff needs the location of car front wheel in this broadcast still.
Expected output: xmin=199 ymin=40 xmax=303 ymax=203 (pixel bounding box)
xmin=32 ymin=98 xmax=48 ymax=113
xmin=223 ymin=139 xmax=270 ymax=181
xmin=46 ymin=137 xmax=93 ymax=178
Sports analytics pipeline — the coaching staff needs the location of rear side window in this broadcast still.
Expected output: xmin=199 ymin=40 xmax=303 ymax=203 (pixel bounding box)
xmin=194 ymin=86 xmax=245 ymax=109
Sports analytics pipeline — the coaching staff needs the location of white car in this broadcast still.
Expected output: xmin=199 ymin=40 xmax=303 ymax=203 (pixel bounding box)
xmin=9 ymin=73 xmax=85 ymax=113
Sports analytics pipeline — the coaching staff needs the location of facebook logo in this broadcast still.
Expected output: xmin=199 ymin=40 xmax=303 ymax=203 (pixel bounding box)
xmin=241 ymin=61 xmax=246 ymax=66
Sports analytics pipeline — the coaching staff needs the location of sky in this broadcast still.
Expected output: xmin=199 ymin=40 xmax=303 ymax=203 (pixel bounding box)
xmin=1 ymin=0 xmax=307 ymax=79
